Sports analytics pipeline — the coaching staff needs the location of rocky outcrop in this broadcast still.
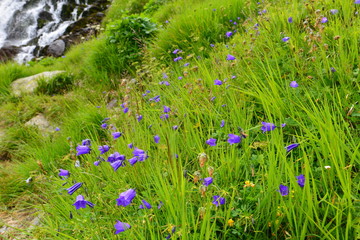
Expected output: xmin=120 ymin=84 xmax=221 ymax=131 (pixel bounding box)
xmin=11 ymin=71 xmax=65 ymax=97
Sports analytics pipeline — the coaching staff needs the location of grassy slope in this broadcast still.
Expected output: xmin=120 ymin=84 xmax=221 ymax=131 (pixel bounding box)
xmin=0 ymin=0 xmax=359 ymax=239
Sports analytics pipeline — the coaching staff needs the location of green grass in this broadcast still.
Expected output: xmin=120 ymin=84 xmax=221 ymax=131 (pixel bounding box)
xmin=0 ymin=0 xmax=359 ymax=239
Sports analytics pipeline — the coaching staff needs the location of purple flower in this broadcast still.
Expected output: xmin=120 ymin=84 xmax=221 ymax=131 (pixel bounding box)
xmin=183 ymin=63 xmax=189 ymax=67
xmin=59 ymin=169 xmax=70 ymax=177
xmin=174 ymin=57 xmax=183 ymax=62
xmin=203 ymin=177 xmax=213 ymax=186
xmin=206 ymin=138 xmax=217 ymax=146
xmin=261 ymin=122 xmax=276 ymax=133
xmin=220 ymin=120 xmax=225 ymax=128
xmin=112 ymin=132 xmax=122 ymax=139
xmin=154 ymin=135 xmax=160 ymax=143
xmin=67 ymin=182 xmax=83 ymax=195
xmin=73 ymin=195 xmax=94 ymax=209
xmin=160 ymin=114 xmax=169 ymax=120
xmin=231 ymin=75 xmax=236 ymax=79
xmin=296 ymin=174 xmax=305 ymax=188
xmin=101 ymin=123 xmax=107 ymax=129
xmin=128 ymin=143 xmax=133 ymax=149
xmin=128 ymin=157 xmax=138 ymax=166
xmin=162 ymin=73 xmax=168 ymax=79
xmin=159 ymin=81 xmax=170 ymax=86
xmin=330 ymin=67 xmax=336 ymax=73
xmin=123 ymin=107 xmax=129 ymax=113
xmin=116 ymin=189 xmax=136 ymax=207
xmin=107 ymin=152 xmax=126 ymax=163
xmin=285 ymin=143 xmax=299 ymax=152
xmin=94 ymin=160 xmax=101 ymax=166
xmin=282 ymin=37 xmax=290 ymax=42
xmin=178 ymin=76 xmax=183 ymax=80
xmin=281 ymin=123 xmax=286 ymax=128
xmin=227 ymin=134 xmax=241 ymax=145
xmin=172 ymin=125 xmax=179 ymax=130
xmin=226 ymin=54 xmax=236 ymax=60
xmin=98 ymin=145 xmax=110 ymax=154
xmin=163 ymin=106 xmax=171 ymax=113
xmin=321 ymin=17 xmax=328 ymax=23
xmin=55 ymin=127 xmax=60 ymax=131
xmin=278 ymin=184 xmax=289 ymax=196
xmin=210 ymin=96 xmax=216 ymax=101
xmin=133 ymin=148 xmax=148 ymax=162
xmin=137 ymin=115 xmax=143 ymax=122
xmin=111 ymin=160 xmax=126 ymax=171
xmin=139 ymin=199 xmax=152 ymax=209
xmin=150 ymin=95 xmax=160 ymax=102
xmin=290 ymin=81 xmax=299 ymax=88
xmin=214 ymin=79 xmax=223 ymax=85
xmin=210 ymin=44 xmax=215 ymax=47
xmin=172 ymin=49 xmax=180 ymax=54
xmin=330 ymin=9 xmax=338 ymax=15
xmin=225 ymin=31 xmax=233 ymax=38
xmin=212 ymin=195 xmax=226 ymax=206
xmin=288 ymin=17 xmax=293 ymax=23
xmin=82 ymin=139 xmax=91 ymax=146
xmin=356 ymin=0 xmax=360 ymax=4
xmin=114 ymin=221 xmax=131 ymax=234
xmin=76 ymin=145 xmax=91 ymax=155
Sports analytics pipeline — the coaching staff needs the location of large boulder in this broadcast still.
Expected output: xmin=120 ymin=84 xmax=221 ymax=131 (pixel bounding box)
xmin=47 ymin=40 xmax=65 ymax=57
xmin=11 ymin=70 xmax=65 ymax=97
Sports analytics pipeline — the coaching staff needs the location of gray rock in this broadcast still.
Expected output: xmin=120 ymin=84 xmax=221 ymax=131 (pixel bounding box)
xmin=11 ymin=70 xmax=65 ymax=97
xmin=25 ymin=114 xmax=52 ymax=133
xmin=47 ymin=39 xmax=65 ymax=57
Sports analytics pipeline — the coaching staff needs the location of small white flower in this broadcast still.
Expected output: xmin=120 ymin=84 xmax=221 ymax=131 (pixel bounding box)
xmin=324 ymin=166 xmax=331 ymax=169
xmin=75 ymin=160 xmax=81 ymax=167
xmin=25 ymin=177 xmax=32 ymax=184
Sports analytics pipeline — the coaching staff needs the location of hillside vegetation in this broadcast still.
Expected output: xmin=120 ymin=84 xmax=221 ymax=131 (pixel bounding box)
xmin=0 ymin=0 xmax=359 ymax=239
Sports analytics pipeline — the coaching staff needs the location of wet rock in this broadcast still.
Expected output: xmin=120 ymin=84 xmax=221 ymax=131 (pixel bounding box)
xmin=47 ymin=39 xmax=65 ymax=57
xmin=0 ymin=46 xmax=19 ymax=62
xmin=37 ymin=11 xmax=54 ymax=29
xmin=11 ymin=70 xmax=65 ymax=97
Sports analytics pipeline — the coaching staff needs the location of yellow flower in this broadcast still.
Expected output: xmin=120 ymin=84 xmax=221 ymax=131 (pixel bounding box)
xmin=227 ymin=219 xmax=235 ymax=227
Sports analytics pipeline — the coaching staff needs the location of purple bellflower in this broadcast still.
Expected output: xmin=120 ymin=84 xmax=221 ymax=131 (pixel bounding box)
xmin=285 ymin=143 xmax=299 ymax=152
xmin=296 ymin=174 xmax=305 ymax=187
xmin=227 ymin=134 xmax=241 ymax=144
xmin=261 ymin=122 xmax=276 ymax=133
xmin=139 ymin=199 xmax=152 ymax=209
xmin=154 ymin=135 xmax=160 ymax=143
xmin=226 ymin=54 xmax=236 ymax=60
xmin=73 ymin=195 xmax=94 ymax=209
xmin=67 ymin=182 xmax=83 ymax=195
xmin=76 ymin=145 xmax=91 ymax=155
xmin=114 ymin=221 xmax=131 ymax=234
xmin=116 ymin=189 xmax=136 ymax=207
xmin=290 ymin=81 xmax=299 ymax=88
xmin=206 ymin=138 xmax=217 ymax=146
xmin=212 ymin=195 xmax=226 ymax=206
xmin=99 ymin=145 xmax=110 ymax=154
xmin=112 ymin=132 xmax=122 ymax=139
xmin=214 ymin=79 xmax=223 ymax=85
xmin=203 ymin=177 xmax=213 ymax=186
xmin=278 ymin=184 xmax=289 ymax=196
xmin=59 ymin=169 xmax=70 ymax=177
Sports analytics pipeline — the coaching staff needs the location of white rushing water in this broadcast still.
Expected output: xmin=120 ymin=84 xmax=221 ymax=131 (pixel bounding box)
xmin=0 ymin=0 xmax=91 ymax=63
